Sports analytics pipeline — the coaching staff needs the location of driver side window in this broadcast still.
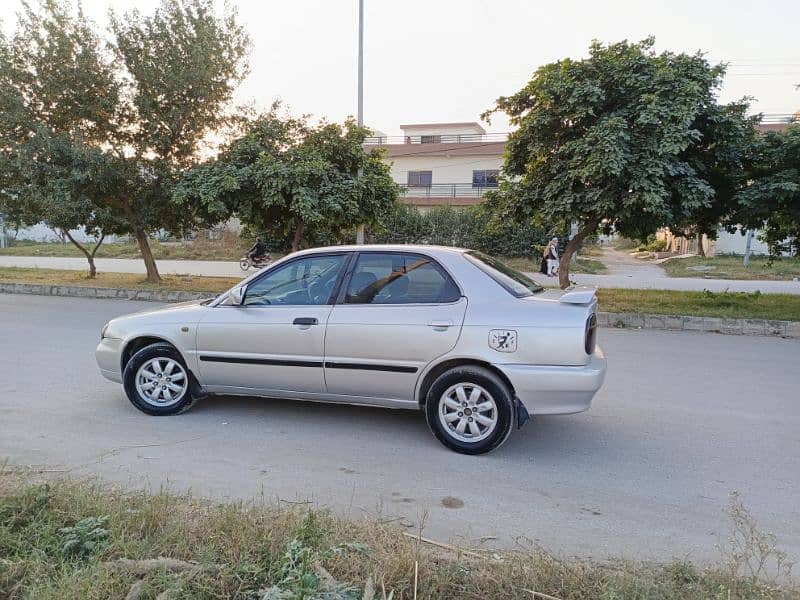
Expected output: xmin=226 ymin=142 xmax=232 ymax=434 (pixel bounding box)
xmin=243 ymin=254 xmax=347 ymax=306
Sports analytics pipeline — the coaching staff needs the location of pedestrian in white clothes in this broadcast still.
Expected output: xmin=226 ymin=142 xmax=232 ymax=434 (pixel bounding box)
xmin=546 ymin=237 xmax=560 ymax=276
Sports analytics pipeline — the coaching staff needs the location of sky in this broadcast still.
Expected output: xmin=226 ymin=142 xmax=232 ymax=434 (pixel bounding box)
xmin=2 ymin=0 xmax=799 ymax=136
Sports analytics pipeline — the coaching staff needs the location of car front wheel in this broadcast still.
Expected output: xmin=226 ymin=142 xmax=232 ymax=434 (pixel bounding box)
xmin=123 ymin=343 xmax=198 ymax=415
xmin=425 ymin=366 xmax=514 ymax=455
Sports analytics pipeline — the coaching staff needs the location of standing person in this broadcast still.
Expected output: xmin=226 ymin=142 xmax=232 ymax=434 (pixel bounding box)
xmin=546 ymin=236 xmax=560 ymax=277
xmin=539 ymin=241 xmax=549 ymax=275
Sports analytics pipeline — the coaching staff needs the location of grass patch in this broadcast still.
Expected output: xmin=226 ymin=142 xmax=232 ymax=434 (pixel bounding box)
xmin=597 ymin=288 xmax=800 ymax=321
xmin=503 ymin=256 xmax=607 ymax=275
xmin=0 ymin=470 xmax=795 ymax=599
xmin=661 ymin=255 xmax=800 ymax=281
xmin=2 ymin=267 xmax=798 ymax=322
xmin=0 ymin=267 xmax=239 ymax=293
xmin=0 ymin=238 xmax=252 ymax=261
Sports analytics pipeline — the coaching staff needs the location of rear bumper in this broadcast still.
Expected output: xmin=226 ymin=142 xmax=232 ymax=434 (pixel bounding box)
xmin=96 ymin=338 xmax=123 ymax=383
xmin=497 ymin=347 xmax=606 ymax=415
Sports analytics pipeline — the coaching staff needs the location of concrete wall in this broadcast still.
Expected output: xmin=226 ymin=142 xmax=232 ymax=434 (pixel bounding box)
xmin=714 ymin=228 xmax=772 ymax=256
xmin=10 ymin=223 xmax=125 ymax=244
xmin=388 ymin=154 xmax=503 ymax=188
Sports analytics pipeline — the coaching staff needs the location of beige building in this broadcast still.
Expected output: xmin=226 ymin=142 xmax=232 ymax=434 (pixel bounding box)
xmin=365 ymin=122 xmax=506 ymax=212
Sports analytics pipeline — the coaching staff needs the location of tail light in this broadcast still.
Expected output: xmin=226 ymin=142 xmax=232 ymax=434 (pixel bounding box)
xmin=585 ymin=313 xmax=597 ymax=354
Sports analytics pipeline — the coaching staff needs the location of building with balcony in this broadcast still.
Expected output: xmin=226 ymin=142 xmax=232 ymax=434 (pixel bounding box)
xmin=365 ymin=122 xmax=506 ymax=212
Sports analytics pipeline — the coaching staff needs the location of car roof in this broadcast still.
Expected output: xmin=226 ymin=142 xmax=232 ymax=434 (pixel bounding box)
xmin=290 ymin=244 xmax=469 ymax=258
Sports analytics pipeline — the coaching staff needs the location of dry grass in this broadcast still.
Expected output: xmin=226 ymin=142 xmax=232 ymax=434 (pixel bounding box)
xmin=0 ymin=469 xmax=796 ymax=599
xmin=0 ymin=233 xmax=252 ymax=261
xmin=503 ymin=256 xmax=607 ymax=275
xmin=0 ymin=267 xmax=239 ymax=293
xmin=2 ymin=267 xmax=799 ymax=322
xmin=661 ymin=255 xmax=800 ymax=281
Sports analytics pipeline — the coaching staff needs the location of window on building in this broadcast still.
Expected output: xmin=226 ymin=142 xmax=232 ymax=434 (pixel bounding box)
xmin=407 ymin=171 xmax=432 ymax=187
xmin=472 ymin=169 xmax=499 ymax=188
xmin=420 ymin=135 xmax=441 ymax=144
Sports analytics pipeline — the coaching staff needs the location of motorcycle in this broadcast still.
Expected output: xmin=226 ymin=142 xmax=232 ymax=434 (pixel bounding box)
xmin=239 ymin=254 xmax=272 ymax=271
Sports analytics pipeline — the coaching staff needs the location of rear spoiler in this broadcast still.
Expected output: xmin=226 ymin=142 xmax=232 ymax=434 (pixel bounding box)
xmin=559 ymin=286 xmax=598 ymax=305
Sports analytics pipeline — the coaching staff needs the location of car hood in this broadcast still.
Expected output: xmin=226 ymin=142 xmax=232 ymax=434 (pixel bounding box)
xmin=106 ymin=299 xmax=211 ymax=335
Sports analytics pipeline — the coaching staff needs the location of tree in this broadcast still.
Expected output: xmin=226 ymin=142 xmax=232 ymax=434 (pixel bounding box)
xmin=175 ymin=110 xmax=400 ymax=251
xmin=484 ymin=38 xmax=739 ymax=288
xmin=667 ymin=101 xmax=759 ymax=256
xmin=735 ymin=125 xmax=800 ymax=256
xmin=0 ymin=0 xmax=121 ymax=275
xmin=0 ymin=0 xmax=250 ymax=282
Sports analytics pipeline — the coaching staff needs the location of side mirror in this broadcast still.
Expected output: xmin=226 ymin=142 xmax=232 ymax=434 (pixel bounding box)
xmin=228 ymin=285 xmax=246 ymax=305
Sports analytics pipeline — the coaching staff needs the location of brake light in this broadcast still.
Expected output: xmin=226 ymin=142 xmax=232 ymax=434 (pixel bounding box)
xmin=585 ymin=314 xmax=597 ymax=354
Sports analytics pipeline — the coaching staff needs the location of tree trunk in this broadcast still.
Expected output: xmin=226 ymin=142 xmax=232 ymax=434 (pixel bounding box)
xmin=558 ymin=220 xmax=600 ymax=290
xmin=63 ymin=229 xmax=105 ymax=279
xmin=696 ymin=232 xmax=705 ymax=257
xmin=133 ymin=226 xmax=161 ymax=283
xmin=121 ymin=198 xmax=161 ymax=283
xmin=291 ymin=217 xmax=305 ymax=252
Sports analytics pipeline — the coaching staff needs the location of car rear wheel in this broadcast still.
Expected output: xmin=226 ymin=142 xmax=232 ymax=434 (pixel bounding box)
xmin=123 ymin=343 xmax=198 ymax=415
xmin=425 ymin=366 xmax=514 ymax=454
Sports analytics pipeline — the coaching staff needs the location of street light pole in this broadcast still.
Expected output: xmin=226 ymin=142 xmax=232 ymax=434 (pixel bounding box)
xmin=357 ymin=0 xmax=364 ymax=128
xmin=355 ymin=0 xmax=366 ymax=245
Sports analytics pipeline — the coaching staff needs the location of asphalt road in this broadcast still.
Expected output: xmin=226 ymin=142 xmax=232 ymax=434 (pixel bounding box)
xmin=1 ymin=293 xmax=799 ymax=564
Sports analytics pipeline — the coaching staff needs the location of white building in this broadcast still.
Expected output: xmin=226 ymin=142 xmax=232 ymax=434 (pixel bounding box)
xmin=365 ymin=122 xmax=506 ymax=212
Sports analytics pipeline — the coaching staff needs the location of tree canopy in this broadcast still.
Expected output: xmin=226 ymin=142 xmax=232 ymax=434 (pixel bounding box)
xmin=0 ymin=0 xmax=250 ymax=281
xmin=484 ymin=38 xmax=755 ymax=287
xmin=735 ymin=125 xmax=800 ymax=256
xmin=174 ymin=109 xmax=399 ymax=251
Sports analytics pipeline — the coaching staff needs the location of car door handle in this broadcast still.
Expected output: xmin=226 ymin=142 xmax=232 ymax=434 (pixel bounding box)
xmin=428 ymin=320 xmax=453 ymax=330
xmin=293 ymin=317 xmax=318 ymax=326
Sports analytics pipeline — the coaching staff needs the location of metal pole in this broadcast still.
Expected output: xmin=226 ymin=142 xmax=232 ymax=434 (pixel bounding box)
xmin=355 ymin=0 xmax=366 ymax=245
xmin=743 ymin=228 xmax=754 ymax=268
xmin=357 ymin=0 xmax=364 ymax=128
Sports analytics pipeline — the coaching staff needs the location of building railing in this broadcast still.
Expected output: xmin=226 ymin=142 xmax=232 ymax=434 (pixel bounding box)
xmin=365 ymin=132 xmax=508 ymax=145
xmin=759 ymin=113 xmax=798 ymax=124
xmin=399 ymin=183 xmax=497 ymax=198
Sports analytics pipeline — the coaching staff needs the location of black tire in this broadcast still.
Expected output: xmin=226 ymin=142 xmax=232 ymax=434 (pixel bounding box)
xmin=424 ymin=365 xmax=514 ymax=455
xmin=239 ymin=258 xmax=251 ymax=271
xmin=123 ymin=342 xmax=198 ymax=416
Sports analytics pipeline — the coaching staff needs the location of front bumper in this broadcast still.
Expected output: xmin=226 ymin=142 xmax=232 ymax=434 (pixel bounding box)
xmin=497 ymin=347 xmax=606 ymax=415
xmin=96 ymin=337 xmax=123 ymax=383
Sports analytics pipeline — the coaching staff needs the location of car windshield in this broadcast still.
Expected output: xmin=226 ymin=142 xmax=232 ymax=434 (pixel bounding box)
xmin=465 ymin=251 xmax=545 ymax=297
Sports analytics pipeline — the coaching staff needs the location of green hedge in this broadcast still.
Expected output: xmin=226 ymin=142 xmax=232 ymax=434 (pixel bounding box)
xmin=250 ymin=204 xmax=560 ymax=258
xmin=368 ymin=204 xmax=554 ymax=258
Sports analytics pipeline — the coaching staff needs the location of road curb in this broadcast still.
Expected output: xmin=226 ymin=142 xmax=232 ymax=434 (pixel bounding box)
xmin=2 ymin=280 xmax=798 ymax=339
xmin=0 ymin=281 xmax=213 ymax=304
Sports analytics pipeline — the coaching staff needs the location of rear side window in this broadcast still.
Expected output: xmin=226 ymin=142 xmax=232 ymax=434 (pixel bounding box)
xmin=465 ymin=251 xmax=544 ymax=297
xmin=345 ymin=253 xmax=461 ymax=304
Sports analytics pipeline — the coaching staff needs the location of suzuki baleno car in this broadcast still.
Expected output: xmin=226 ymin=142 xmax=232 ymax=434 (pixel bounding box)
xmin=96 ymin=245 xmax=606 ymax=454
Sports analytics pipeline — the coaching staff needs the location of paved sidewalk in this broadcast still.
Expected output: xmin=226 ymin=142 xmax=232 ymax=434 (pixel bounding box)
xmin=536 ymin=248 xmax=800 ymax=294
xmin=1 ymin=250 xmax=800 ymax=294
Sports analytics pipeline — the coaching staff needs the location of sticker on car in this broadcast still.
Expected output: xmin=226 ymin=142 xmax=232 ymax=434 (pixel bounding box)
xmin=488 ymin=329 xmax=517 ymax=352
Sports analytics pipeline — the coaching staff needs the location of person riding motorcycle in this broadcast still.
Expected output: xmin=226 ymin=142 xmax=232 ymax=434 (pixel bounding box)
xmin=247 ymin=237 xmax=268 ymax=262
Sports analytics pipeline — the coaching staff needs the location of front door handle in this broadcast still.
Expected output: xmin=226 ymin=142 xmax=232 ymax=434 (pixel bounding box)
xmin=428 ymin=320 xmax=453 ymax=331
xmin=293 ymin=317 xmax=318 ymax=326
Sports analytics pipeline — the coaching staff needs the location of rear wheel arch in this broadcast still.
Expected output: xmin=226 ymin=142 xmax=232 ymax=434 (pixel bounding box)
xmin=417 ymin=358 xmax=515 ymax=407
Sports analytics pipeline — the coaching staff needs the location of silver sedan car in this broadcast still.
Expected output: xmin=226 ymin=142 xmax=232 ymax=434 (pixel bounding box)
xmin=96 ymin=245 xmax=606 ymax=454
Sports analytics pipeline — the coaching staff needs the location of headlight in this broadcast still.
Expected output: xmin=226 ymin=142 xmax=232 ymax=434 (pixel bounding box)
xmin=100 ymin=322 xmax=109 ymax=340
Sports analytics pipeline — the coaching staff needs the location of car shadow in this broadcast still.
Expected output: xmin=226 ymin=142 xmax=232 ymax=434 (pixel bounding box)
xmin=187 ymin=393 xmax=627 ymax=466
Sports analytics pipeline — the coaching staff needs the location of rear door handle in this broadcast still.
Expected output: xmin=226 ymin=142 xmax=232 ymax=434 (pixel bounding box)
xmin=428 ymin=320 xmax=453 ymax=330
xmin=293 ymin=317 xmax=318 ymax=326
